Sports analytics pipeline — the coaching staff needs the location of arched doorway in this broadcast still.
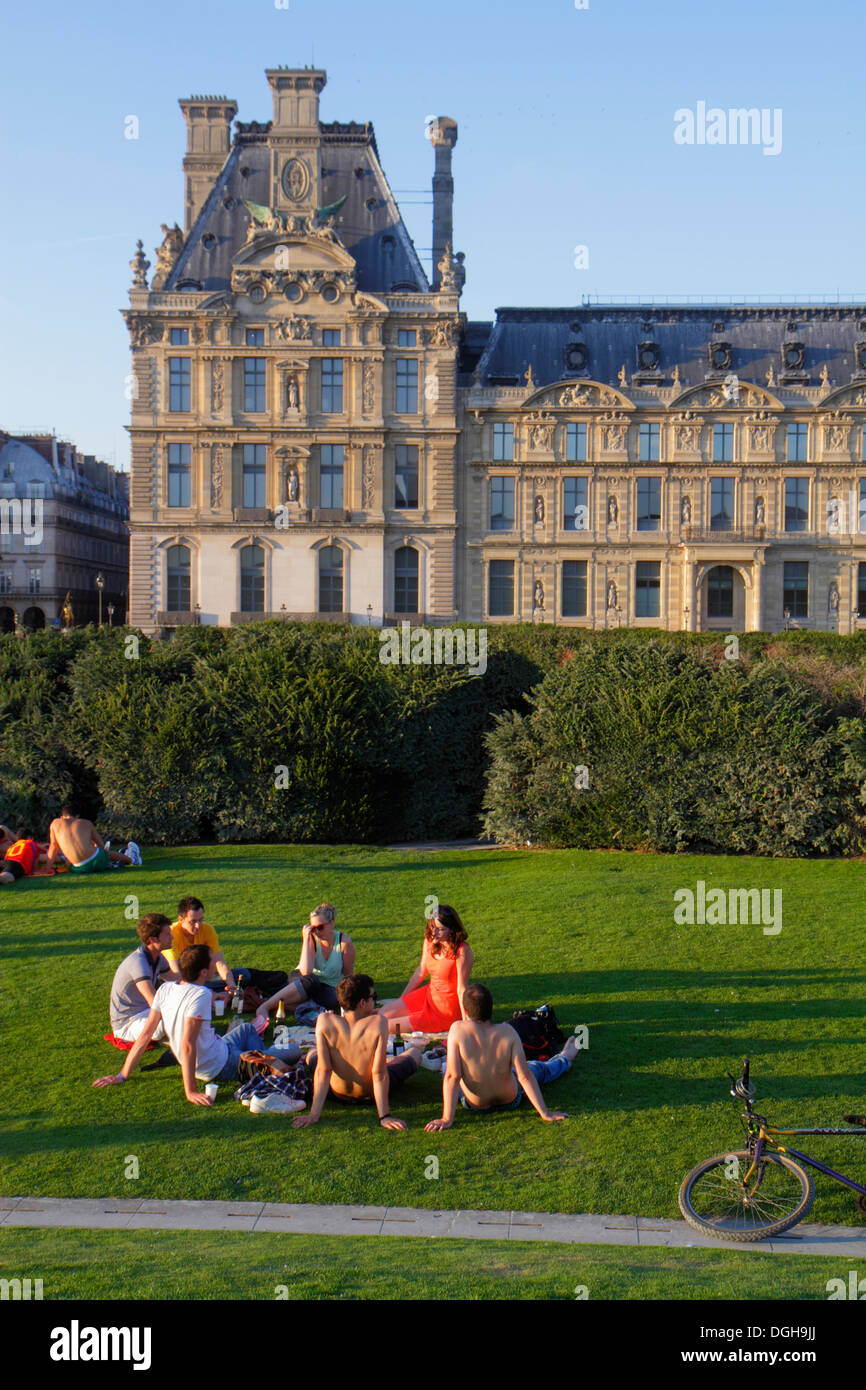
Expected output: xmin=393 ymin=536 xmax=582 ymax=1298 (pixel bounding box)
xmin=22 ymin=607 xmax=45 ymax=631
xmin=701 ymin=565 xmax=746 ymax=630
xmin=0 ymin=607 xmax=15 ymax=634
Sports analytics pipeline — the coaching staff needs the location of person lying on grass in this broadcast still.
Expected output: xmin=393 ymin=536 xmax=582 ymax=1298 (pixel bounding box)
xmin=0 ymin=837 xmax=53 ymax=885
xmin=292 ymin=973 xmax=420 ymax=1132
xmin=424 ymin=983 xmax=578 ymax=1130
xmin=93 ymin=945 xmax=301 ymax=1107
xmin=256 ymin=903 xmax=354 ymax=1021
xmin=44 ymin=806 xmax=139 ymax=875
xmin=163 ymin=896 xmax=239 ymax=999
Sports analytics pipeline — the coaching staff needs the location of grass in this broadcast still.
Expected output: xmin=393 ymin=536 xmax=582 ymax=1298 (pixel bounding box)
xmin=0 ymin=1228 xmax=850 ymax=1300
xmin=3 ymin=843 xmax=866 ymax=1227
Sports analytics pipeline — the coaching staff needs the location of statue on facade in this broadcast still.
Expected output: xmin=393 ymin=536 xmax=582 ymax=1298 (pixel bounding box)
xmin=437 ymin=242 xmax=458 ymax=291
xmin=618 ymin=364 xmax=628 ymax=389
xmin=286 ymin=374 xmax=300 ymax=410
xmin=535 ymin=495 xmax=545 ymax=524
xmin=607 ymin=495 xmax=618 ymax=525
xmin=755 ymin=495 xmax=765 ymax=526
xmin=607 ymin=581 xmax=617 ymax=610
xmin=61 ymin=593 xmax=75 ymax=630
xmin=151 ymin=223 xmax=184 ymax=290
xmin=681 ymin=495 xmax=691 ymax=525
xmin=287 ymin=466 xmax=300 ymax=503
xmin=766 ymin=363 xmax=776 ymax=387
xmin=534 ymin=581 xmax=545 ymax=611
xmin=829 ymin=581 xmax=840 ymax=612
xmin=820 ymin=363 xmax=830 ymax=390
xmin=827 ymin=496 xmax=841 ymax=532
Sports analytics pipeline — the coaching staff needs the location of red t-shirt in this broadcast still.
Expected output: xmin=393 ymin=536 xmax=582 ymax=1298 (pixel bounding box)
xmin=3 ymin=839 xmax=40 ymax=875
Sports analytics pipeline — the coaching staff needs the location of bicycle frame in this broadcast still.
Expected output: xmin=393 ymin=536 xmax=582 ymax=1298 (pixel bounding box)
xmin=746 ymin=1121 xmax=866 ymax=1198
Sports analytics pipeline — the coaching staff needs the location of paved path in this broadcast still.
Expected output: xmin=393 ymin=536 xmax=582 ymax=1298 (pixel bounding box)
xmin=383 ymin=838 xmax=500 ymax=852
xmin=2 ymin=1196 xmax=865 ymax=1255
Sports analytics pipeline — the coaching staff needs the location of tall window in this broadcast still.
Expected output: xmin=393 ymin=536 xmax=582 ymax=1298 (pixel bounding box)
xmin=787 ymin=423 xmax=808 ymax=461
xmin=168 ymin=444 xmax=191 ymax=507
xmin=319 ymin=546 xmax=343 ymax=612
xmin=490 ymin=477 xmax=515 ymax=531
xmin=244 ymin=357 xmax=266 ymax=412
xmin=240 ymin=544 xmax=265 ymax=613
xmin=396 ymin=359 xmax=419 ymax=412
xmin=169 ymin=358 xmax=191 ymax=412
xmin=395 ymin=446 xmax=418 ymax=508
xmin=563 ymin=477 xmax=589 ymax=531
xmin=493 ymin=422 xmax=514 ymax=461
xmin=713 ymin=422 xmax=734 ymax=461
xmin=707 ymin=566 xmax=734 ymax=618
xmin=639 ymin=423 xmax=660 ymax=462
xmin=323 ymin=329 xmax=341 ymax=346
xmin=635 ymin=561 xmax=661 ymax=618
xmin=167 ymin=544 xmax=191 ymax=611
xmin=0 ymin=573 xmax=11 ymax=595
xmin=565 ymin=422 xmax=587 ymax=462
xmin=783 ymin=561 xmax=808 ymax=619
xmin=710 ymin=477 xmax=734 ymax=530
xmin=561 ymin=560 xmax=587 ymax=617
xmin=320 ymin=445 xmax=344 ymax=509
xmin=488 ymin=560 xmax=514 ymax=616
xmin=859 ymin=561 xmax=866 ymax=614
xmin=28 ymin=569 xmax=41 ymax=595
xmin=784 ymin=477 xmax=809 ymax=531
xmin=636 ymin=477 xmax=662 ymax=530
xmin=394 ymin=546 xmax=419 ymax=613
xmin=321 ymin=359 xmax=343 ymax=413
xmin=242 ymin=445 xmax=266 ymax=509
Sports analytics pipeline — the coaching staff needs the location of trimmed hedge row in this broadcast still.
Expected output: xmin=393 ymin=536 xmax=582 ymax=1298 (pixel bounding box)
xmin=2 ymin=623 xmax=866 ymax=853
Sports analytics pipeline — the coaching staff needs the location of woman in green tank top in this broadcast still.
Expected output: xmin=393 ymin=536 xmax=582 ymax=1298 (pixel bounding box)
xmin=256 ymin=904 xmax=356 ymax=1021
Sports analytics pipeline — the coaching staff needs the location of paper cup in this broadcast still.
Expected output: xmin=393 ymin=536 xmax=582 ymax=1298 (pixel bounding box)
xmin=214 ymin=999 xmax=225 ymax=1017
xmin=205 ymin=1083 xmax=219 ymax=1101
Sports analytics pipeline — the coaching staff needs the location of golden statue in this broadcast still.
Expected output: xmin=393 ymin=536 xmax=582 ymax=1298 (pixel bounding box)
xmin=61 ymin=592 xmax=74 ymax=629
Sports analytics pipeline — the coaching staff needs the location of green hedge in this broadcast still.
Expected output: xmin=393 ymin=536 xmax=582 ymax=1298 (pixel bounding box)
xmin=3 ymin=624 xmax=866 ymax=853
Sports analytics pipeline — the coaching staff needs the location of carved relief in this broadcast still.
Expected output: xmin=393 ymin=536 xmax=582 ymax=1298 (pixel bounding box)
xmin=210 ymin=446 xmax=224 ymax=509
xmin=600 ymin=413 xmax=628 ymax=452
xmin=211 ymin=360 xmax=224 ymax=415
xmin=821 ymin=414 xmax=853 ymax=452
xmin=127 ymin=316 xmax=164 ymax=348
xmin=362 ymin=446 xmax=379 ymax=509
xmin=672 ymin=412 xmax=704 ymax=453
xmin=275 ymin=315 xmax=313 ymax=342
xmin=526 ymin=412 xmax=556 ymax=451
xmin=362 ymin=361 xmax=375 ymax=415
xmin=281 ymin=157 xmax=310 ymax=203
xmin=427 ymin=318 xmax=458 ymax=349
xmin=746 ymin=411 xmax=776 ymax=453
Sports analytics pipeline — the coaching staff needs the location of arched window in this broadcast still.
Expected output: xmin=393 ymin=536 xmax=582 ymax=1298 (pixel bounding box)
xmin=240 ymin=544 xmax=265 ymax=612
xmin=394 ymin=546 xmax=419 ymax=613
xmin=318 ymin=545 xmax=343 ymax=613
xmin=167 ymin=544 xmax=191 ymax=611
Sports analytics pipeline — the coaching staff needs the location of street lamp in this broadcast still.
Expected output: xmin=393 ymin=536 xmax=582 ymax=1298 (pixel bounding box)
xmin=107 ymin=604 xmax=115 ymax=627
xmin=366 ymin=604 xmax=373 ymax=627
xmin=784 ymin=607 xmax=791 ymax=632
xmin=95 ymin=572 xmax=105 ymax=627
xmin=194 ymin=602 xmax=201 ymax=626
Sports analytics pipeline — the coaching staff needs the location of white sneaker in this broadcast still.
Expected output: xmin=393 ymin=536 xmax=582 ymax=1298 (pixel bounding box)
xmin=250 ymin=1092 xmax=306 ymax=1115
xmin=125 ymin=841 xmax=143 ymax=866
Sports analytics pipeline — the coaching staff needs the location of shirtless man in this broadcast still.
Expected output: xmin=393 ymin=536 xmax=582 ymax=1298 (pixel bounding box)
xmin=292 ymin=973 xmax=420 ymax=1132
xmin=425 ymin=983 xmax=579 ymax=1130
xmin=44 ymin=806 xmax=140 ymax=875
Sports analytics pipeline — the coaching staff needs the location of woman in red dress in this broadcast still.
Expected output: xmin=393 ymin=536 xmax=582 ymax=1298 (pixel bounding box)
xmin=379 ymin=905 xmax=474 ymax=1034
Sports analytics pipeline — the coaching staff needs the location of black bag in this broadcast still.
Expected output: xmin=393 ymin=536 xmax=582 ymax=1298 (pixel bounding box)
xmin=243 ymin=969 xmax=289 ymax=995
xmin=508 ymin=1005 xmax=565 ymax=1061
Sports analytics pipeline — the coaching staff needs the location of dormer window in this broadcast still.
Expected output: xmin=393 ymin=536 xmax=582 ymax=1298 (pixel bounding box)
xmin=637 ymin=341 xmax=660 ymax=372
xmin=709 ymin=341 xmax=731 ymax=372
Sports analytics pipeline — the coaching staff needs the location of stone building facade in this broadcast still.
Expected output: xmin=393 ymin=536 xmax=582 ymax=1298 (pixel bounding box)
xmin=0 ymin=432 xmax=128 ymax=631
xmin=125 ymin=66 xmax=866 ymax=635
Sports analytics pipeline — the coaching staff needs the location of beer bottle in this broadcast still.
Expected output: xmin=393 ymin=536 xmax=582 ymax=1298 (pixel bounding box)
xmin=276 ymin=1000 xmax=286 ymax=1022
xmin=393 ymin=1023 xmax=405 ymax=1055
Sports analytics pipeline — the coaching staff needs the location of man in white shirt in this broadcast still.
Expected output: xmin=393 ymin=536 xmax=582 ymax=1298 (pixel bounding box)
xmin=93 ymin=945 xmax=301 ymax=1106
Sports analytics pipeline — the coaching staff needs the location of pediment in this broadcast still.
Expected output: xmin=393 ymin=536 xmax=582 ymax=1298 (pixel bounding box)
xmin=524 ymin=378 xmax=634 ymax=411
xmin=671 ymin=380 xmax=783 ymax=411
xmin=817 ymin=382 xmax=866 ymax=410
xmin=234 ymin=233 xmax=355 ymax=274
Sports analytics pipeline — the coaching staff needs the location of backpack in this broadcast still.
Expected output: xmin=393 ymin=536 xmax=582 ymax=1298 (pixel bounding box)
xmin=237 ymin=1050 xmax=290 ymax=1084
xmin=508 ymin=1005 xmax=565 ymax=1061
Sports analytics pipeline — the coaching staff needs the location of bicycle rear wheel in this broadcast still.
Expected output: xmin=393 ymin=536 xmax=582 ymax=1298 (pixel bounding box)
xmin=679 ymin=1148 xmax=814 ymax=1242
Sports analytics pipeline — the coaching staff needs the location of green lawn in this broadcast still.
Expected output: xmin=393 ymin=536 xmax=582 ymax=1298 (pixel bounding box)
xmin=3 ymin=844 xmax=866 ymax=1227
xmin=0 ymin=1228 xmax=848 ymax=1301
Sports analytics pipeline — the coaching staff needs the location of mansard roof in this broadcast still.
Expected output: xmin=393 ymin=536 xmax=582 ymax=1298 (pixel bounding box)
xmin=167 ymin=122 xmax=428 ymax=296
xmin=473 ymin=305 xmax=866 ymax=395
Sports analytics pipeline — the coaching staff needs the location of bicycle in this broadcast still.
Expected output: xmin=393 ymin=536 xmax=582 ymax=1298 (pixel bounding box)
xmin=678 ymin=1057 xmax=866 ymax=1241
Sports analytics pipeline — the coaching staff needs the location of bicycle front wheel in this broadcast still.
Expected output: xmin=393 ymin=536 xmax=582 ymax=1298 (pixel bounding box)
xmin=679 ymin=1148 xmax=814 ymax=1242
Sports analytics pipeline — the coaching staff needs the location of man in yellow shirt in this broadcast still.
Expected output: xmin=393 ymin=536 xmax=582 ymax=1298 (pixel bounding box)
xmin=163 ymin=896 xmax=238 ymax=997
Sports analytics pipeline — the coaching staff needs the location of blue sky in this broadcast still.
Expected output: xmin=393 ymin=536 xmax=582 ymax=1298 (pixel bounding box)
xmin=1 ymin=0 xmax=863 ymax=468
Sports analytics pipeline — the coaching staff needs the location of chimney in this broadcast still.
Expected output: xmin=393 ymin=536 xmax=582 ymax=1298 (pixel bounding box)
xmin=178 ymin=95 xmax=238 ymax=233
xmin=426 ymin=117 xmax=458 ymax=290
xmin=265 ymin=68 xmax=326 ymax=212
